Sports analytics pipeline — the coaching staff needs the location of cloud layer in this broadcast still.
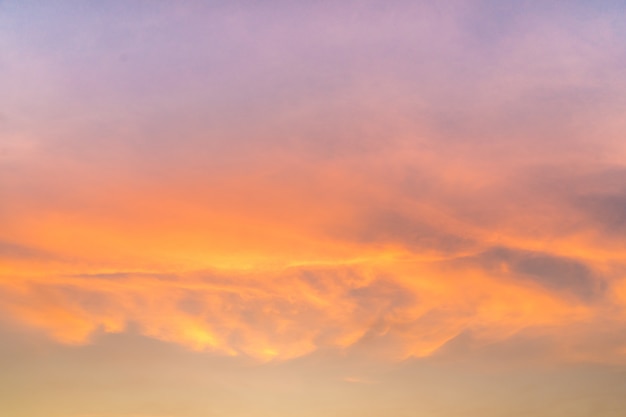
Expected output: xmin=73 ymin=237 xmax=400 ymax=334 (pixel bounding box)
xmin=2 ymin=0 xmax=626 ymax=363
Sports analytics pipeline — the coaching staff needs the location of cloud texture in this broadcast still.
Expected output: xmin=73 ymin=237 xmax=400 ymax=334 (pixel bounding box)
xmin=2 ymin=0 xmax=626 ymax=364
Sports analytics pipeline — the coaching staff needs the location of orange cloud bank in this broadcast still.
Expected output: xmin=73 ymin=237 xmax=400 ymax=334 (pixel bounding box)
xmin=2 ymin=135 xmax=626 ymax=363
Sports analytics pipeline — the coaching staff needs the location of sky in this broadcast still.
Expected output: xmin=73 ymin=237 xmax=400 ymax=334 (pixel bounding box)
xmin=1 ymin=1 xmax=626 ymax=416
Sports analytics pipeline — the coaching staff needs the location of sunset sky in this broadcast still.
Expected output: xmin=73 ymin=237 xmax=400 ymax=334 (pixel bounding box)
xmin=2 ymin=1 xmax=626 ymax=416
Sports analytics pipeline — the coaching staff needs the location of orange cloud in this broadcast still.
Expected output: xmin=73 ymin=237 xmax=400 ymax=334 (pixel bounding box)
xmin=2 ymin=137 xmax=626 ymax=361
xmin=2 ymin=72 xmax=626 ymax=364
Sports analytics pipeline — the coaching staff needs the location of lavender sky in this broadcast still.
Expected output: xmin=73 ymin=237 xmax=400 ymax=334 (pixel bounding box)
xmin=2 ymin=1 xmax=626 ymax=416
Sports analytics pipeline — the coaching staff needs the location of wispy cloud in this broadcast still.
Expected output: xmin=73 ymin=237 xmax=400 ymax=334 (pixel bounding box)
xmin=1 ymin=0 xmax=626 ymax=365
